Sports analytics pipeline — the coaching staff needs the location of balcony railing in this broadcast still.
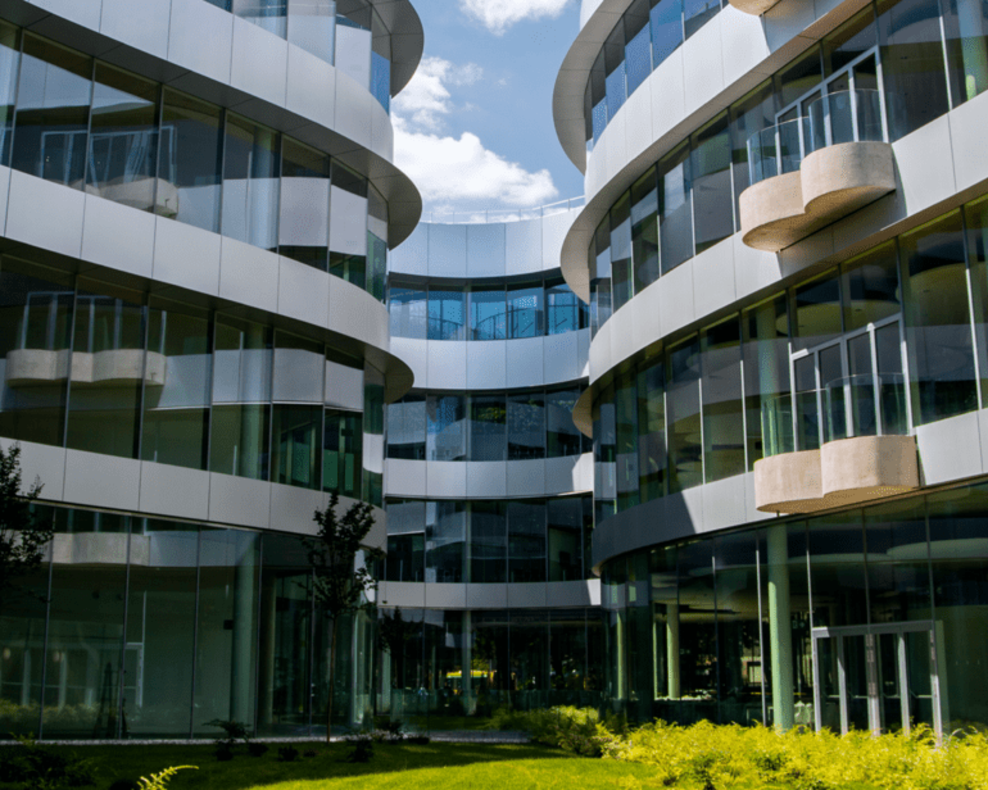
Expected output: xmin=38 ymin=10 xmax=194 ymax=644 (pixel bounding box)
xmin=747 ymin=89 xmax=886 ymax=186
xmin=761 ymin=372 xmax=907 ymax=458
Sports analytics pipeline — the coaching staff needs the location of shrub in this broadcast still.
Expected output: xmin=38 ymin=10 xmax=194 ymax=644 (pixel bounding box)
xmin=489 ymin=706 xmax=618 ymax=757
xmin=0 ymin=734 xmax=97 ymax=788
xmin=247 ymin=742 xmax=269 ymax=758
xmin=345 ymin=734 xmax=374 ymax=763
xmin=277 ymin=745 xmax=300 ymax=762
xmin=136 ymin=766 xmax=197 ymax=790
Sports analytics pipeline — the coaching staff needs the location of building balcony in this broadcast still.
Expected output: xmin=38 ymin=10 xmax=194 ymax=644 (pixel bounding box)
xmin=727 ymin=0 xmax=779 ymax=15
xmin=754 ymin=373 xmax=919 ymax=513
xmin=5 ymin=348 xmax=167 ymax=388
xmin=739 ymin=90 xmax=896 ymax=252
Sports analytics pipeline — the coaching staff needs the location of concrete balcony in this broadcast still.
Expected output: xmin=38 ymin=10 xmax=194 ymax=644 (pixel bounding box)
xmin=754 ymin=373 xmax=919 ymax=513
xmin=727 ymin=0 xmax=779 ymax=14
xmin=6 ymin=348 xmax=167 ymax=388
xmin=740 ymin=90 xmax=896 ymax=252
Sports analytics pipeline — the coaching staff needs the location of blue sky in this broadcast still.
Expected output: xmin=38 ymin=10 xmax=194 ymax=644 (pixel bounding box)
xmin=393 ymin=0 xmax=585 ymax=218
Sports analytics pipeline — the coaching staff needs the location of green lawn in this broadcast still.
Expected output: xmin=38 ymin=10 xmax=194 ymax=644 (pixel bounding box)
xmin=0 ymin=742 xmax=658 ymax=790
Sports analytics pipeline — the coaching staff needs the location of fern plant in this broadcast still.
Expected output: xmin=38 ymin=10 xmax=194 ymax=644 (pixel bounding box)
xmin=137 ymin=765 xmax=197 ymax=789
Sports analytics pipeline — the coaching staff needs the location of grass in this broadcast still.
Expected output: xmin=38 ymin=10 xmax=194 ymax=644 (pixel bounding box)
xmin=0 ymin=741 xmax=655 ymax=790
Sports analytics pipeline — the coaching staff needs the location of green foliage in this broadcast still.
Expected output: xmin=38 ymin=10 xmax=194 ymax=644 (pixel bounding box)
xmin=344 ymin=734 xmax=374 ymax=763
xmin=0 ymin=443 xmax=50 ymax=613
xmin=0 ymin=733 xmax=97 ymax=788
xmin=303 ymin=493 xmax=382 ymax=740
xmin=207 ymin=719 xmax=253 ymax=761
xmin=277 ymin=745 xmax=300 ymax=762
xmin=605 ymin=720 xmax=988 ymax=790
xmin=489 ymin=706 xmax=620 ymax=757
xmin=135 ymin=766 xmax=196 ymax=790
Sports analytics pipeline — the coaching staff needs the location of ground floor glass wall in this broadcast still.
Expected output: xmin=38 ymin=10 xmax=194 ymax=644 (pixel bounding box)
xmin=601 ymin=482 xmax=988 ymax=732
xmin=375 ymin=607 xmax=603 ymax=730
xmin=0 ymin=507 xmax=375 ymax=739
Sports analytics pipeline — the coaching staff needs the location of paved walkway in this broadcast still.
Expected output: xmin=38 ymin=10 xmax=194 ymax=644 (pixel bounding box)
xmin=1 ymin=731 xmax=531 ymax=747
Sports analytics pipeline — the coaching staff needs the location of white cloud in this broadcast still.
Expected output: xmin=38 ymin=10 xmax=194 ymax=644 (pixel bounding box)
xmin=392 ymin=57 xmax=483 ymax=130
xmin=394 ymin=120 xmax=558 ymax=210
xmin=393 ymin=55 xmax=558 ymax=210
xmin=460 ymin=0 xmax=574 ymax=35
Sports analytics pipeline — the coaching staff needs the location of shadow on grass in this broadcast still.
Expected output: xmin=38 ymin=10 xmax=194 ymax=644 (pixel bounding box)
xmin=4 ymin=742 xmax=571 ymax=790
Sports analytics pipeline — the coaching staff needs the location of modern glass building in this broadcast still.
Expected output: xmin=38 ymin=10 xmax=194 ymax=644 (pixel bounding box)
xmin=377 ymin=203 xmax=604 ymax=726
xmin=0 ymin=0 xmax=423 ymax=739
xmin=555 ymin=0 xmax=988 ymax=738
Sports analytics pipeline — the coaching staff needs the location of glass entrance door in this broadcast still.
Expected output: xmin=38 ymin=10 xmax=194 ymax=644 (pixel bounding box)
xmin=811 ymin=622 xmax=942 ymax=738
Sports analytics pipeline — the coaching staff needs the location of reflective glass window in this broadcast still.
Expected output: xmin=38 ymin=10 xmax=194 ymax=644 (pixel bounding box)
xmin=631 ymin=167 xmax=659 ymax=293
xmin=690 ymin=113 xmax=733 ymax=254
xmin=329 ymin=161 xmax=369 ymax=291
xmin=323 ymin=409 xmax=362 ymax=497
xmin=507 ymin=281 xmax=543 ymax=339
xmin=807 ymin=511 xmax=868 ymax=628
xmin=126 ymin=519 xmax=199 ymax=737
xmin=966 ymin=196 xmax=988 ymax=406
xmin=271 ymin=404 xmax=321 ymax=488
xmin=548 ymin=497 xmax=584 ymax=582
xmin=0 ymin=259 xmax=73 ymax=447
xmin=729 ymin=82 xmax=774 ymax=226
xmin=637 ymin=358 xmax=666 ymax=502
xmin=13 ymin=35 xmax=92 ymax=188
xmin=470 ymin=288 xmax=506 ymax=341
xmin=589 ymin=51 xmax=608 ymax=144
xmin=666 ymin=336 xmax=702 ymax=493
xmin=142 ymin=300 xmax=211 ymax=470
xmin=389 ymin=283 xmax=427 ymax=339
xmin=658 ymin=143 xmax=692 ymax=274
xmin=387 ymin=392 xmax=425 ymax=460
xmin=210 ymin=316 xmax=272 ymax=481
xmin=793 ymin=270 xmax=842 ymax=353
xmin=88 ymin=64 xmax=160 ymax=212
xmin=387 ymin=533 xmax=425 ymax=583
xmin=674 ymin=541 xmax=718 ymax=722
xmin=279 ymin=138 xmax=330 ymax=270
xmin=701 ymin=316 xmax=744 ymax=482
xmin=469 ymin=393 xmax=506 ymax=461
xmin=684 ymin=0 xmax=718 ymax=38
xmin=842 ymin=241 xmax=900 ymax=331
xmin=742 ymin=295 xmax=791 ymax=465
xmin=192 ymin=529 xmax=259 ymax=734
xmin=0 ymin=23 xmax=19 ymax=167
xmin=366 ymin=187 xmax=388 ymax=302
xmin=222 ymin=114 xmax=280 ymax=251
xmin=287 ymin=0 xmax=337 ymax=62
xmin=547 ymin=387 xmax=585 ymax=458
xmin=944 ymin=0 xmax=988 ymax=105
xmin=625 ymin=0 xmax=653 ymax=96
xmin=604 ymin=24 xmax=627 ymax=124
xmin=650 ymin=0 xmax=684 ymax=66
xmin=545 ymin=276 xmax=584 ymax=334
xmin=428 ymin=287 xmax=466 ymax=341
xmin=156 ymin=89 xmax=222 ymax=232
xmin=508 ymin=391 xmax=545 ymax=460
xmin=878 ymin=0 xmax=950 ymax=139
xmin=595 ymin=383 xmax=617 ymax=525
xmin=426 ymin=500 xmax=465 ymax=583
xmin=65 ymin=281 xmax=145 ymax=459
xmin=362 ymin=368 xmax=384 ymax=507
xmin=863 ymin=499 xmax=931 ymax=624
xmin=901 ymin=211 xmax=977 ymax=424
xmin=43 ymin=511 xmax=128 ymax=738
xmin=234 ymin=0 xmax=288 ymax=36
xmin=508 ymin=499 xmax=546 ymax=583
xmin=426 ymin=393 xmax=466 ymax=461
xmin=470 ymin=501 xmax=506 ymax=583
xmin=611 ymin=194 xmax=634 ymax=313
xmin=614 ymin=372 xmax=639 ymax=512
xmin=591 ymin=221 xmax=612 ymax=335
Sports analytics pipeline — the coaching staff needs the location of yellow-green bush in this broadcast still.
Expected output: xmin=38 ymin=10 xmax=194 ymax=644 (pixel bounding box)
xmin=605 ymin=720 xmax=988 ymax=790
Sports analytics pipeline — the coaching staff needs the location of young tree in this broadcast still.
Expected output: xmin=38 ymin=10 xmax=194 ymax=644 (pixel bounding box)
xmin=0 ymin=444 xmax=50 ymax=614
xmin=303 ymin=492 xmax=383 ymax=743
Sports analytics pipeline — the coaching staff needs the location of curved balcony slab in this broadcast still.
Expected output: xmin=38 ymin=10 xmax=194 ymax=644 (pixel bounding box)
xmin=753 ymin=449 xmax=823 ymax=513
xmin=740 ymin=141 xmax=896 ymax=252
xmin=5 ymin=349 xmax=167 ymax=388
xmin=820 ymin=435 xmax=919 ymax=506
xmin=728 ymin=0 xmax=779 ymax=13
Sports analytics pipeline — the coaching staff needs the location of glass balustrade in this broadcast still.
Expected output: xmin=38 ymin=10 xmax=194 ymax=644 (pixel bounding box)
xmin=747 ymin=90 xmax=886 ymax=187
xmin=761 ymin=372 xmax=907 ymax=458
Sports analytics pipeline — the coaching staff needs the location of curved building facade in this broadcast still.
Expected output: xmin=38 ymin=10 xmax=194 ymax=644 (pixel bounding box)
xmin=0 ymin=0 xmax=422 ymax=739
xmin=557 ymin=0 xmax=988 ymax=735
xmin=377 ymin=203 xmax=605 ymax=724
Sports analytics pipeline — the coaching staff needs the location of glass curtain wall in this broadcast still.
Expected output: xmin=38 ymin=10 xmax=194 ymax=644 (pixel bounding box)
xmin=588 ymin=0 xmax=988 ymax=335
xmin=1 ymin=27 xmax=387 ymax=300
xmin=385 ymin=496 xmax=594 ymax=585
xmin=0 ymin=508 xmax=376 ymax=739
xmin=388 ymin=386 xmax=591 ymax=462
xmin=593 ymin=191 xmax=988 ymax=526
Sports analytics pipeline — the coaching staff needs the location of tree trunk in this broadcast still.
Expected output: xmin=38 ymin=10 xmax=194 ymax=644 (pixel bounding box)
xmin=327 ymin=617 xmax=338 ymax=745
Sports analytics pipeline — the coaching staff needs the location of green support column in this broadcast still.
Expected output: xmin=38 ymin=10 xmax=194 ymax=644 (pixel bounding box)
xmin=768 ymin=526 xmax=794 ymax=731
xmin=667 ymin=604 xmax=680 ymax=699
